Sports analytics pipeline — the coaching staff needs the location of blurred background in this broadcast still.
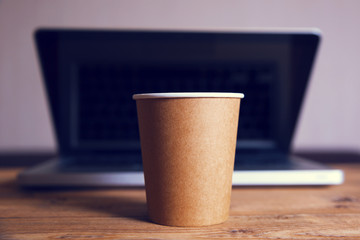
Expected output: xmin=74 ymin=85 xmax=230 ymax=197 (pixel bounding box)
xmin=0 ymin=0 xmax=359 ymax=155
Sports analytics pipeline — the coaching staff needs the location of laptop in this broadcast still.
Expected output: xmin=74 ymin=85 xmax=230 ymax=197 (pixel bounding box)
xmin=18 ymin=28 xmax=343 ymax=187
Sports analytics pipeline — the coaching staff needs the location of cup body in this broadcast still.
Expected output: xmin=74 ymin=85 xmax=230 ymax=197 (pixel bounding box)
xmin=133 ymin=92 xmax=244 ymax=227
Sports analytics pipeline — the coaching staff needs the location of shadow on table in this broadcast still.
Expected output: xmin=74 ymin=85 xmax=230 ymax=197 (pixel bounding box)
xmin=1 ymin=179 xmax=148 ymax=222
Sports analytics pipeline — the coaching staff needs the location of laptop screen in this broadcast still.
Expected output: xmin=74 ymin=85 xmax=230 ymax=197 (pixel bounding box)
xmin=35 ymin=29 xmax=319 ymax=158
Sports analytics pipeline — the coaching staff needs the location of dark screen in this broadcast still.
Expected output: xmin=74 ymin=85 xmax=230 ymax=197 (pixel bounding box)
xmin=35 ymin=29 xmax=319 ymax=157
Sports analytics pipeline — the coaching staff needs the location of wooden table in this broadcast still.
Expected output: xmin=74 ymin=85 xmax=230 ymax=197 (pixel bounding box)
xmin=1 ymin=164 xmax=360 ymax=239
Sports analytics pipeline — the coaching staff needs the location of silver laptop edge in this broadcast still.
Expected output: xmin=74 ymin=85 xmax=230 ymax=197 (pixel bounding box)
xmin=18 ymin=159 xmax=344 ymax=187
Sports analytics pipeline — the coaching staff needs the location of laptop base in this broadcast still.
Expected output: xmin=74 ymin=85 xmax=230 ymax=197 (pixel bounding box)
xmin=18 ymin=156 xmax=343 ymax=187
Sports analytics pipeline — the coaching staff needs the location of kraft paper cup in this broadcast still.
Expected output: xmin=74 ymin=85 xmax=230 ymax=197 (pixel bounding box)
xmin=133 ymin=92 xmax=244 ymax=227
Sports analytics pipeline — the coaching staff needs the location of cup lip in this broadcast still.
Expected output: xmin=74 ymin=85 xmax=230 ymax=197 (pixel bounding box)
xmin=133 ymin=92 xmax=244 ymax=100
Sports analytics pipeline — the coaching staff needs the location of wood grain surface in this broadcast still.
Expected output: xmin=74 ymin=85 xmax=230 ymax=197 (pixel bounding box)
xmin=1 ymin=164 xmax=359 ymax=239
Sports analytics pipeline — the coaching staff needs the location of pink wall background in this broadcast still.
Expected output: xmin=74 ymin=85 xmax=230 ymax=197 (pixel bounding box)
xmin=1 ymin=0 xmax=359 ymax=153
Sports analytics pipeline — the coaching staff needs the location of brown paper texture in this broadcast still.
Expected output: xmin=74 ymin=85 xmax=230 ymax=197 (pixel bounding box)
xmin=136 ymin=97 xmax=241 ymax=227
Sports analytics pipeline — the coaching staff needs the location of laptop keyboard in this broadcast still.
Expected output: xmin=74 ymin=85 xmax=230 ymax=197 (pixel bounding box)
xmin=63 ymin=153 xmax=290 ymax=172
xmin=234 ymin=154 xmax=292 ymax=170
xmin=63 ymin=153 xmax=143 ymax=172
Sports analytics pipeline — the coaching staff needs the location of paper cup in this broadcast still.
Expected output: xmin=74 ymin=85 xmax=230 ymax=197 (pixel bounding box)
xmin=133 ymin=92 xmax=244 ymax=227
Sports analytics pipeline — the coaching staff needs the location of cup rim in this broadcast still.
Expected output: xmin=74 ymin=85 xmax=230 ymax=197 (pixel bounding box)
xmin=133 ymin=92 xmax=244 ymax=100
